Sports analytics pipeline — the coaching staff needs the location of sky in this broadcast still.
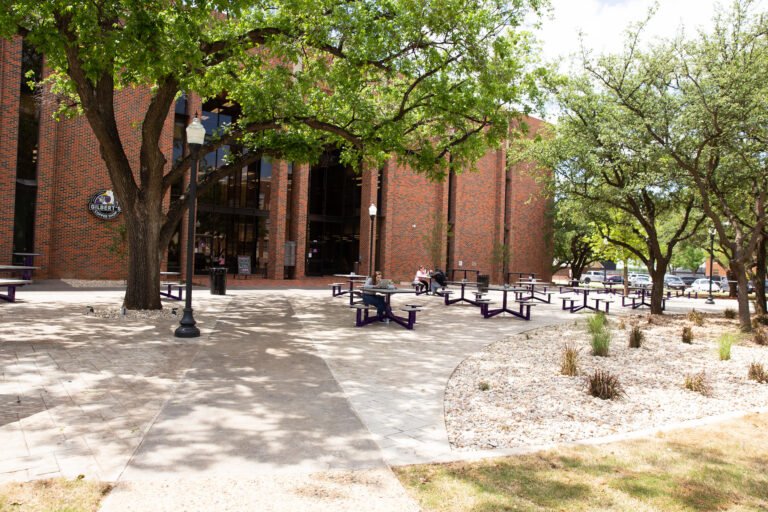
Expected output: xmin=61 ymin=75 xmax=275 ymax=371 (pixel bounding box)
xmin=532 ymin=0 xmax=726 ymax=67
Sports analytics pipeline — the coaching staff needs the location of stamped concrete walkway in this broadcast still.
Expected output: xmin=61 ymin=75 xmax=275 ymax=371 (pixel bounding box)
xmin=0 ymin=283 xmax=733 ymax=510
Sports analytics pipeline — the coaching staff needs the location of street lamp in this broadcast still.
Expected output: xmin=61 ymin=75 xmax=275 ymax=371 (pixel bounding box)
xmin=175 ymin=114 xmax=206 ymax=338
xmin=368 ymin=203 xmax=377 ymax=276
xmin=706 ymin=227 xmax=716 ymax=305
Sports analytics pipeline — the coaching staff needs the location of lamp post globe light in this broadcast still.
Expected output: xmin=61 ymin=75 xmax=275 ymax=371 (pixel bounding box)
xmin=175 ymin=114 xmax=206 ymax=338
xmin=368 ymin=203 xmax=377 ymax=276
xmin=706 ymin=227 xmax=716 ymax=305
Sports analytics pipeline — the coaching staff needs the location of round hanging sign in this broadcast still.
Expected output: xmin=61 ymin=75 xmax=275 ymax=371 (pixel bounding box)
xmin=88 ymin=189 xmax=122 ymax=220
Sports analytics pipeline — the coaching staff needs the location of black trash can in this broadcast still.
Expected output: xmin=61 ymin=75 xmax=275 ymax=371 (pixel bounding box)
xmin=210 ymin=267 xmax=227 ymax=295
xmin=477 ymin=274 xmax=490 ymax=293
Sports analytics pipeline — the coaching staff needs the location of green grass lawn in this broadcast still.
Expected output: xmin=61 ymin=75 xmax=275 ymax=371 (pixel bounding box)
xmin=395 ymin=413 xmax=768 ymax=511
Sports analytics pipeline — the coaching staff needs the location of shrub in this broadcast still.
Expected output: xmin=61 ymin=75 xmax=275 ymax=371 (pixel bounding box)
xmin=588 ymin=313 xmax=611 ymax=357
xmin=684 ymin=371 xmax=712 ymax=396
xmin=687 ymin=309 xmax=704 ymax=326
xmin=718 ymin=333 xmax=737 ymax=361
xmin=560 ymin=344 xmax=579 ymax=376
xmin=617 ymin=318 xmax=626 ymax=330
xmin=748 ymin=363 xmax=768 ymax=383
xmin=586 ymin=369 xmax=625 ymax=400
xmin=753 ymin=314 xmax=768 ymax=328
xmin=587 ymin=312 xmax=607 ymax=335
xmin=724 ymin=308 xmax=737 ymax=319
xmin=478 ymin=381 xmax=490 ymax=391
xmin=754 ymin=328 xmax=767 ymax=346
xmin=628 ymin=325 xmax=644 ymax=349
xmin=682 ymin=326 xmax=694 ymax=344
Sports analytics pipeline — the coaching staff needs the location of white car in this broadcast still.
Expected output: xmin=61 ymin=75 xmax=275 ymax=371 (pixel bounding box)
xmin=632 ymin=275 xmax=652 ymax=288
xmin=690 ymin=278 xmax=721 ymax=293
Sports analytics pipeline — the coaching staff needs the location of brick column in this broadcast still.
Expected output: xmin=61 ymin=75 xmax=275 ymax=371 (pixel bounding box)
xmin=360 ymin=164 xmax=380 ymax=276
xmin=291 ymin=163 xmax=310 ymax=278
xmin=267 ymin=159 xmax=289 ymax=279
xmin=0 ymin=37 xmax=21 ymax=263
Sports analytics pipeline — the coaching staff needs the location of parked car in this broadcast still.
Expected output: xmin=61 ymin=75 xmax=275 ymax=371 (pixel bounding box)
xmin=629 ymin=273 xmax=651 ymax=286
xmin=680 ymin=275 xmax=698 ymax=286
xmin=632 ymin=275 xmax=653 ymax=288
xmin=691 ymin=278 xmax=721 ymax=293
xmin=580 ymin=270 xmax=606 ymax=284
xmin=606 ymin=275 xmax=624 ymax=284
xmin=663 ymin=275 xmax=686 ymax=290
xmin=719 ymin=277 xmax=755 ymax=294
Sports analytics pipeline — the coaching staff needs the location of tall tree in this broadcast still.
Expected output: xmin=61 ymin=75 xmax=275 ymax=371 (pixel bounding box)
xmin=1 ymin=0 xmax=548 ymax=309
xmin=584 ymin=0 xmax=768 ymax=330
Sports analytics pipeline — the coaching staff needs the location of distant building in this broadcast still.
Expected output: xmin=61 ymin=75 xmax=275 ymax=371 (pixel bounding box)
xmin=1 ymin=37 xmax=552 ymax=283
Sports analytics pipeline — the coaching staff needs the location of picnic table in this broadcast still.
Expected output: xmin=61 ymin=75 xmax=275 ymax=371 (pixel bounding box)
xmin=160 ymin=271 xmax=183 ymax=300
xmin=333 ymin=273 xmax=368 ymax=306
xmin=621 ymin=287 xmax=666 ymax=310
xmin=506 ymin=271 xmax=537 ymax=284
xmin=482 ymin=284 xmax=533 ymax=320
xmin=441 ymin=280 xmax=486 ymax=307
xmin=358 ymin=287 xmax=420 ymax=329
xmin=0 ymin=265 xmax=37 ymax=303
xmin=13 ymin=252 xmax=41 ymax=279
xmin=448 ymin=268 xmax=480 ymax=281
xmin=514 ymin=278 xmax=556 ymax=304
xmin=561 ymin=287 xmax=613 ymax=314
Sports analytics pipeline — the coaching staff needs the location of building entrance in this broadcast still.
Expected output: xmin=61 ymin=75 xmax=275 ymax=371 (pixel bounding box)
xmin=306 ymin=151 xmax=361 ymax=276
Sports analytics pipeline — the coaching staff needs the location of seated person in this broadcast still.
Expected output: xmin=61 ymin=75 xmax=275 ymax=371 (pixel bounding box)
xmin=413 ymin=265 xmax=430 ymax=292
xmin=363 ymin=271 xmax=388 ymax=321
xmin=430 ymin=269 xmax=448 ymax=294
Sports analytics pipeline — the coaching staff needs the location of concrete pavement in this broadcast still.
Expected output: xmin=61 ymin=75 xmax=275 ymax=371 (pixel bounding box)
xmin=0 ymin=282 xmax=736 ymax=510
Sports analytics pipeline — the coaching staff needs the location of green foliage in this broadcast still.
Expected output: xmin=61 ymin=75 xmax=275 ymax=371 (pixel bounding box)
xmin=684 ymin=371 xmax=712 ymax=396
xmin=671 ymin=244 xmax=706 ymax=273
xmin=718 ymin=334 xmax=737 ymax=361
xmin=560 ymin=344 xmax=579 ymax=376
xmin=682 ymin=326 xmax=694 ymax=344
xmin=587 ymin=313 xmax=611 ymax=357
xmin=586 ymin=369 xmax=625 ymax=400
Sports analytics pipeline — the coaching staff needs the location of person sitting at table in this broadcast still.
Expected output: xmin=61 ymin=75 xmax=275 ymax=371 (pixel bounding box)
xmin=413 ymin=265 xmax=430 ymax=293
xmin=430 ymin=268 xmax=448 ymax=294
xmin=363 ymin=271 xmax=388 ymax=321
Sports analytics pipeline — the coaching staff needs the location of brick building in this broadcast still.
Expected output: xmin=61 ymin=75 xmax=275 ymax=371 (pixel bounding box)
xmin=1 ymin=37 xmax=552 ymax=284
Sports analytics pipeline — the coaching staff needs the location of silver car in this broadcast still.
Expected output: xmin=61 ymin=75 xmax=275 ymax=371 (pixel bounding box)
xmin=691 ymin=278 xmax=721 ymax=293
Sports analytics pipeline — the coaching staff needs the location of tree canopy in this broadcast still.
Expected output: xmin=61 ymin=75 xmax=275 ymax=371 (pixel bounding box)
xmin=1 ymin=0 xmax=549 ymax=309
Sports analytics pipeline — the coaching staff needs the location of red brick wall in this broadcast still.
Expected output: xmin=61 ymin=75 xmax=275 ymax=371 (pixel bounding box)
xmin=0 ymin=38 xmax=21 ymax=264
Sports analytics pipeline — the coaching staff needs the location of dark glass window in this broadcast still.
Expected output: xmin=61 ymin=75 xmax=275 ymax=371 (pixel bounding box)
xmin=12 ymin=40 xmax=42 ymax=255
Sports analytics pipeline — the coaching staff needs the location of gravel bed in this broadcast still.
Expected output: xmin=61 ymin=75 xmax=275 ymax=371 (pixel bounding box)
xmin=445 ymin=313 xmax=768 ymax=450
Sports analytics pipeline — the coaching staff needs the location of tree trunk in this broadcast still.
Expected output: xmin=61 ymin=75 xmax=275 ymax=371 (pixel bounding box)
xmin=648 ymin=265 xmax=666 ymax=315
xmin=755 ymin=233 xmax=767 ymax=316
xmin=730 ymin=259 xmax=752 ymax=332
xmin=123 ymin=205 xmax=164 ymax=310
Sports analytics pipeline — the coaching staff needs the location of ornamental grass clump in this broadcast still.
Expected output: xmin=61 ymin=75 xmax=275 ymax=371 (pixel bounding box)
xmin=587 ymin=313 xmax=611 ymax=357
xmin=753 ymin=314 xmax=768 ymax=328
xmin=682 ymin=326 xmax=694 ymax=344
xmin=687 ymin=309 xmax=704 ymax=326
xmin=586 ymin=369 xmax=625 ymax=400
xmin=628 ymin=325 xmax=644 ymax=348
xmin=718 ymin=333 xmax=737 ymax=361
xmin=724 ymin=308 xmax=737 ymax=319
xmin=684 ymin=371 xmax=712 ymax=396
xmin=748 ymin=363 xmax=768 ymax=383
xmin=754 ymin=328 xmax=767 ymax=346
xmin=560 ymin=344 xmax=579 ymax=377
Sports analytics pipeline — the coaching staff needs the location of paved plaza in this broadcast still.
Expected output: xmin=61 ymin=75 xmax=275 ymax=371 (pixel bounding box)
xmin=0 ymin=282 xmax=738 ymax=510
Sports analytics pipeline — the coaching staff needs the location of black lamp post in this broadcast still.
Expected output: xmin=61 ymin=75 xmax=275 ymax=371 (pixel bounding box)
xmin=368 ymin=203 xmax=377 ymax=276
xmin=706 ymin=227 xmax=716 ymax=305
xmin=175 ymin=114 xmax=206 ymax=338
